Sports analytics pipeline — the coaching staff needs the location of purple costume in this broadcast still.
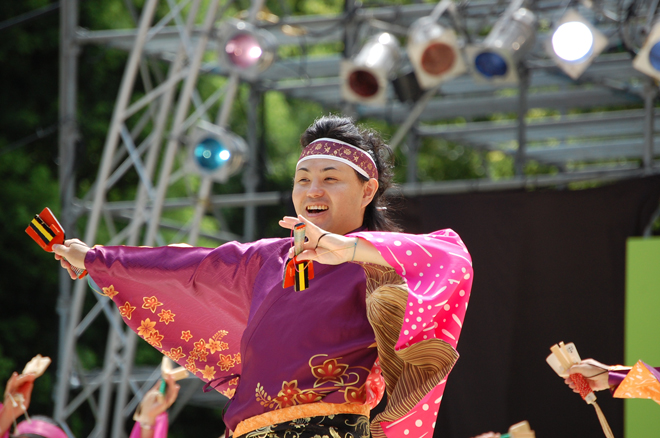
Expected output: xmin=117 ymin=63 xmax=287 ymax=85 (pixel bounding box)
xmin=85 ymin=229 xmax=473 ymax=437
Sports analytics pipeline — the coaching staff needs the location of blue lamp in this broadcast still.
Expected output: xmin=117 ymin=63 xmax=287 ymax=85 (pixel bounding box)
xmin=466 ymin=7 xmax=536 ymax=84
xmin=188 ymin=122 xmax=247 ymax=181
xmin=633 ymin=21 xmax=660 ymax=81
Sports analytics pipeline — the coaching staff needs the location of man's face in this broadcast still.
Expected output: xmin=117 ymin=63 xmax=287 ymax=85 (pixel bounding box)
xmin=292 ymin=158 xmax=377 ymax=235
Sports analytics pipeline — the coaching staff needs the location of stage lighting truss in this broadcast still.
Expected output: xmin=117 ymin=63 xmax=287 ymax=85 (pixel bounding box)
xmin=545 ymin=9 xmax=608 ymax=80
xmin=341 ymin=32 xmax=402 ymax=106
xmin=632 ymin=20 xmax=660 ymax=81
xmin=407 ymin=16 xmax=466 ymax=89
xmin=216 ymin=19 xmax=277 ymax=80
xmin=465 ymin=7 xmax=536 ymax=84
xmin=187 ymin=121 xmax=247 ymax=182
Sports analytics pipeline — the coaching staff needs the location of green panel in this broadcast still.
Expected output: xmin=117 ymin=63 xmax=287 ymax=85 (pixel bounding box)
xmin=625 ymin=238 xmax=660 ymax=438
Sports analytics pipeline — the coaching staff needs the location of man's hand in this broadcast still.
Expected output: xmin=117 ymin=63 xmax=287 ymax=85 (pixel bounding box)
xmin=0 ymin=372 xmax=36 ymax=434
xmin=53 ymin=239 xmax=90 ymax=279
xmin=279 ymin=215 xmax=391 ymax=267
xmin=564 ymin=358 xmax=611 ymax=392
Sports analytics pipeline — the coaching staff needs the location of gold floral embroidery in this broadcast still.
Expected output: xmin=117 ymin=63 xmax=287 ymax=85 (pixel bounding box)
xmin=196 ymin=349 xmax=209 ymax=362
xmin=137 ymin=318 xmax=156 ymax=337
xmin=145 ymin=330 xmax=164 ymax=348
xmin=256 ymin=383 xmax=276 ymax=408
xmin=296 ymin=391 xmax=323 ymax=404
xmin=255 ymin=355 xmax=370 ymax=411
xmin=223 ymin=388 xmax=236 ymax=398
xmin=274 ymin=381 xmax=301 ymax=408
xmin=166 ymin=347 xmax=185 ymax=361
xmin=157 ymin=309 xmax=175 ymax=324
xmin=344 ymin=384 xmax=367 ymax=404
xmin=118 ymin=301 xmax=136 ymax=320
xmin=228 ymin=377 xmax=239 ymax=386
xmin=207 ymin=338 xmax=222 ymax=353
xmin=218 ymin=354 xmax=236 ymax=371
xmin=142 ymin=296 xmax=163 ymax=313
xmin=102 ymin=285 xmax=119 ymax=298
xmin=311 ymin=356 xmax=349 ymax=387
xmin=193 ymin=338 xmax=207 ymax=351
xmin=202 ymin=365 xmax=216 ymax=380
xmin=181 ymin=330 xmax=193 ymax=342
xmin=235 ymin=352 xmax=242 ymax=364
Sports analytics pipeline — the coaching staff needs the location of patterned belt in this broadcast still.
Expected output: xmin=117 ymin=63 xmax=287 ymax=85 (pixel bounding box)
xmin=233 ymin=402 xmax=370 ymax=437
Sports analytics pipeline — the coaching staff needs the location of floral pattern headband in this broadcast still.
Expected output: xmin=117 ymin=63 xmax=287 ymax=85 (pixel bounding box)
xmin=297 ymin=138 xmax=378 ymax=180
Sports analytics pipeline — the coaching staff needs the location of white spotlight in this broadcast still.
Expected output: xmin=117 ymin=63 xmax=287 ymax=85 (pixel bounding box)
xmin=545 ymin=9 xmax=608 ymax=80
xmin=341 ymin=32 xmax=402 ymax=106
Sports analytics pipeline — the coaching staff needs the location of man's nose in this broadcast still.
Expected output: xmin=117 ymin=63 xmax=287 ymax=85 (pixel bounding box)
xmin=307 ymin=181 xmax=324 ymax=197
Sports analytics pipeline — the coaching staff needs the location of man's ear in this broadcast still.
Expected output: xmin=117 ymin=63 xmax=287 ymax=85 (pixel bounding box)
xmin=361 ymin=178 xmax=379 ymax=208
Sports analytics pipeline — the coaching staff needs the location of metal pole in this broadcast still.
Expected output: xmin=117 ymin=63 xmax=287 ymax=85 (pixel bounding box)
xmin=127 ymin=0 xmax=203 ymax=246
xmin=515 ymin=66 xmax=529 ymax=176
xmin=145 ymin=0 xmax=222 ymax=246
xmin=406 ymin=129 xmax=419 ymax=184
xmin=643 ymin=79 xmax=657 ymax=172
xmin=187 ymin=73 xmax=240 ymax=244
xmin=243 ymin=86 xmax=261 ymax=241
xmin=389 ymin=87 xmax=437 ymax=151
xmin=55 ymin=0 xmax=160 ymax=423
xmin=54 ymin=0 xmax=79 ymax=419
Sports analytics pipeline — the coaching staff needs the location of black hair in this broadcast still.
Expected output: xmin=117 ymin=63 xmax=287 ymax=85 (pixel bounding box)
xmin=300 ymin=115 xmax=401 ymax=232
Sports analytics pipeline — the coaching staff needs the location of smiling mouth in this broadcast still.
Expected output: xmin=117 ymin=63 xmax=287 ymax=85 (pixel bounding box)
xmin=306 ymin=205 xmax=328 ymax=216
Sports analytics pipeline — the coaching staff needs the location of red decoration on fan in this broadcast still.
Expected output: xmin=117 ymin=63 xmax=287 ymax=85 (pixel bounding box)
xmin=571 ymin=372 xmax=594 ymax=401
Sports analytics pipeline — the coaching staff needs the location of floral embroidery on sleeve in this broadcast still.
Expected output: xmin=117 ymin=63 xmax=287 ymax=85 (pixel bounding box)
xmin=102 ymin=285 xmax=119 ymax=298
xmin=118 ymin=301 xmax=136 ymax=320
xmin=142 ymin=296 xmax=163 ymax=313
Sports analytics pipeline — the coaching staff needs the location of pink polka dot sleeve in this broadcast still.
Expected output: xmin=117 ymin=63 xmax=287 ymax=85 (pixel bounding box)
xmin=350 ymin=229 xmax=473 ymax=351
xmin=349 ymin=229 xmax=473 ymax=438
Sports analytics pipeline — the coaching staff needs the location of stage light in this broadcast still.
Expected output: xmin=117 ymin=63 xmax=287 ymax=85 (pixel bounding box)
xmin=407 ymin=16 xmax=466 ymax=89
xmin=341 ymin=32 xmax=402 ymax=105
xmin=217 ymin=19 xmax=276 ymax=79
xmin=187 ymin=122 xmax=247 ymax=182
xmin=545 ymin=9 xmax=608 ymax=80
xmin=466 ymin=7 xmax=537 ymax=84
xmin=633 ymin=21 xmax=660 ymax=81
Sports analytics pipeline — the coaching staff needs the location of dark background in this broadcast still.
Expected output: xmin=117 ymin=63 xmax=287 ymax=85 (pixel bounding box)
xmin=394 ymin=175 xmax=660 ymax=438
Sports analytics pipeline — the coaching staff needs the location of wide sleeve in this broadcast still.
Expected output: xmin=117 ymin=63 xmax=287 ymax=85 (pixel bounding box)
xmin=85 ymin=241 xmax=267 ymax=397
xmin=611 ymin=361 xmax=660 ymax=405
xmin=349 ymin=229 xmax=473 ymax=438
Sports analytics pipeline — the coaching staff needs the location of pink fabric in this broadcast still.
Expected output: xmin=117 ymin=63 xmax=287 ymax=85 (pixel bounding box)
xmin=129 ymin=412 xmax=168 ymax=438
xmin=349 ymin=229 xmax=473 ymax=438
xmin=0 ymin=404 xmax=69 ymax=438
xmin=14 ymin=419 xmax=68 ymax=438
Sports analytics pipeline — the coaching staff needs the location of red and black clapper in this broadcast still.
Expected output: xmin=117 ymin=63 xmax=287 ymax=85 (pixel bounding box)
xmin=25 ymin=207 xmax=87 ymax=279
xmin=282 ymin=222 xmax=314 ymax=291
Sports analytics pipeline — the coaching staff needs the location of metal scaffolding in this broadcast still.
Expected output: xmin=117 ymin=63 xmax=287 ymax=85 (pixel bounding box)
xmin=55 ymin=0 xmax=659 ymax=436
